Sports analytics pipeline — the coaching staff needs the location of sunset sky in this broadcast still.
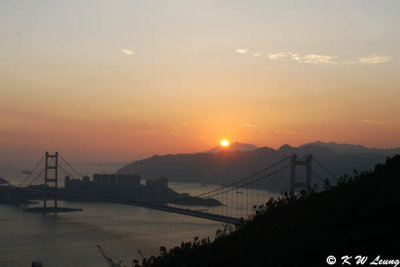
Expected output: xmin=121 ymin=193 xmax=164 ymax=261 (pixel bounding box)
xmin=1 ymin=0 xmax=400 ymax=165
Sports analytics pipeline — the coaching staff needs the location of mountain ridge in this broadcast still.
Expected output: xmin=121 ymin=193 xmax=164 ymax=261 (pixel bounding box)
xmin=301 ymin=141 xmax=400 ymax=155
xmin=207 ymin=142 xmax=258 ymax=153
xmin=117 ymin=141 xmax=398 ymax=185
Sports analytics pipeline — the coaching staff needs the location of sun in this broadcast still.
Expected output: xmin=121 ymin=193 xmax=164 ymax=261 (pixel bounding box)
xmin=220 ymin=139 xmax=230 ymax=147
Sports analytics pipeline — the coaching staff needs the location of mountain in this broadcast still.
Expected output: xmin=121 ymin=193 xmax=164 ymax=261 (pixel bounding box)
xmin=207 ymin=142 xmax=258 ymax=153
xmin=117 ymin=142 xmax=392 ymax=185
xmin=0 ymin=177 xmax=9 ymax=184
xmin=302 ymin=141 xmax=400 ymax=155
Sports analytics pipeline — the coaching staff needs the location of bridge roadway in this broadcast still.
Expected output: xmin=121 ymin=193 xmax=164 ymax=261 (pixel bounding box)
xmin=11 ymin=187 xmax=241 ymax=224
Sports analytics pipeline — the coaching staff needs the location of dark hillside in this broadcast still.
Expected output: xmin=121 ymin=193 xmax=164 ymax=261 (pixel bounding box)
xmin=135 ymin=155 xmax=400 ymax=267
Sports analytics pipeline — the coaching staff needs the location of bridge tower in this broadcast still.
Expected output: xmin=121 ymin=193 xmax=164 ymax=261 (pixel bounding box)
xmin=289 ymin=153 xmax=312 ymax=194
xmin=44 ymin=151 xmax=58 ymax=210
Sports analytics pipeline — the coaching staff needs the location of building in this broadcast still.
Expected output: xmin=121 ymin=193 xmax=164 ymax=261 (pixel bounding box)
xmin=64 ymin=175 xmax=84 ymax=189
xmin=93 ymin=174 xmax=101 ymax=184
xmin=82 ymin=176 xmax=90 ymax=184
xmin=117 ymin=174 xmax=140 ymax=185
xmin=92 ymin=173 xmax=141 ymax=185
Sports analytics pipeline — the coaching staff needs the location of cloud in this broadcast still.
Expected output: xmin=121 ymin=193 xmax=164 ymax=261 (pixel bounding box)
xmin=360 ymin=119 xmax=385 ymax=125
xmin=268 ymin=52 xmax=289 ymax=59
xmin=268 ymin=52 xmax=339 ymax=64
xmin=288 ymin=52 xmax=302 ymax=62
xmin=266 ymin=51 xmax=392 ymax=66
xmin=236 ymin=48 xmax=248 ymax=54
xmin=359 ymin=55 xmax=392 ymax=65
xmin=122 ymin=49 xmax=133 ymax=55
xmin=252 ymin=52 xmax=261 ymax=57
xmin=241 ymin=123 xmax=256 ymax=128
xmin=301 ymin=55 xmax=365 ymax=65
xmin=339 ymin=60 xmax=357 ymax=65
xmin=302 ymin=54 xmax=338 ymax=64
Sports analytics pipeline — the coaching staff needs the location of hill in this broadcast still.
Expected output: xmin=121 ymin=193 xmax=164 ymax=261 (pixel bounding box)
xmin=207 ymin=142 xmax=258 ymax=153
xmin=302 ymin=141 xmax=400 ymax=155
xmin=117 ymin=142 xmax=389 ymax=184
xmin=133 ymin=155 xmax=400 ymax=267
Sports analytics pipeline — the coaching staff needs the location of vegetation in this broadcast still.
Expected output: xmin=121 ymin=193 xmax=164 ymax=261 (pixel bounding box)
xmin=133 ymin=155 xmax=400 ymax=267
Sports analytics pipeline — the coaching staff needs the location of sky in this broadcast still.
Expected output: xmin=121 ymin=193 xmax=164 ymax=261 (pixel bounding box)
xmin=1 ymin=0 xmax=400 ymax=166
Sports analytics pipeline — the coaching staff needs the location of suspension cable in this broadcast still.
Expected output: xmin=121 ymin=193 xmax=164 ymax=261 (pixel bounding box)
xmin=312 ymin=170 xmax=327 ymax=183
xmin=195 ymin=156 xmax=291 ymax=197
xmin=204 ymin=164 xmax=290 ymax=199
xmin=313 ymin=157 xmax=338 ymax=181
xmin=59 ymin=154 xmax=84 ymax=178
xmin=18 ymin=154 xmax=45 ymax=187
xmin=59 ymin=163 xmax=77 ymax=180
xmin=25 ymin=168 xmax=45 ymax=187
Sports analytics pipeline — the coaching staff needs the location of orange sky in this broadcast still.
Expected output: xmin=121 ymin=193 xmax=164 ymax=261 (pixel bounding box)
xmin=1 ymin=1 xmax=400 ymax=164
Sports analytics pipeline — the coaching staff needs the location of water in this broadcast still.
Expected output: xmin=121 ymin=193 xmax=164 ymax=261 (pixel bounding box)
xmin=0 ymin=182 xmax=223 ymax=267
xmin=0 ymin=165 xmax=281 ymax=266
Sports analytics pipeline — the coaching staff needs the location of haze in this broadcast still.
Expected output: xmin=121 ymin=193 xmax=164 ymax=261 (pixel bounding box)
xmin=1 ymin=0 xmax=400 ymax=165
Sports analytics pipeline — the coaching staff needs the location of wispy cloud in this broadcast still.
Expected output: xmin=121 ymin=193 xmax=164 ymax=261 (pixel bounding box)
xmin=122 ymin=49 xmax=133 ymax=55
xmin=252 ymin=52 xmax=261 ymax=57
xmin=360 ymin=119 xmax=385 ymax=125
xmin=301 ymin=55 xmax=360 ymax=65
xmin=268 ymin=52 xmax=289 ymax=59
xmin=236 ymin=48 xmax=248 ymax=54
xmin=302 ymin=54 xmax=338 ymax=64
xmin=266 ymin=51 xmax=392 ymax=66
xmin=268 ymin=52 xmax=339 ymax=64
xmin=288 ymin=52 xmax=302 ymax=62
xmin=241 ymin=123 xmax=256 ymax=128
xmin=359 ymin=55 xmax=392 ymax=65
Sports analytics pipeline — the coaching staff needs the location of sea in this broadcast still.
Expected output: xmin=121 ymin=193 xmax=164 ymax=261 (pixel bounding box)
xmin=0 ymin=162 xmax=277 ymax=267
xmin=0 ymin=164 xmax=234 ymax=267
xmin=0 ymin=182 xmax=225 ymax=267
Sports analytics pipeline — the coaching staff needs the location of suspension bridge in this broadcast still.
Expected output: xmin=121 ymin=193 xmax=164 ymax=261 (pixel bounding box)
xmin=6 ymin=152 xmax=337 ymax=224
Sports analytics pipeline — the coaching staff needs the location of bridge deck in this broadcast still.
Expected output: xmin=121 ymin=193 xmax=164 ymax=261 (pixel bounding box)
xmin=10 ymin=187 xmax=241 ymax=224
